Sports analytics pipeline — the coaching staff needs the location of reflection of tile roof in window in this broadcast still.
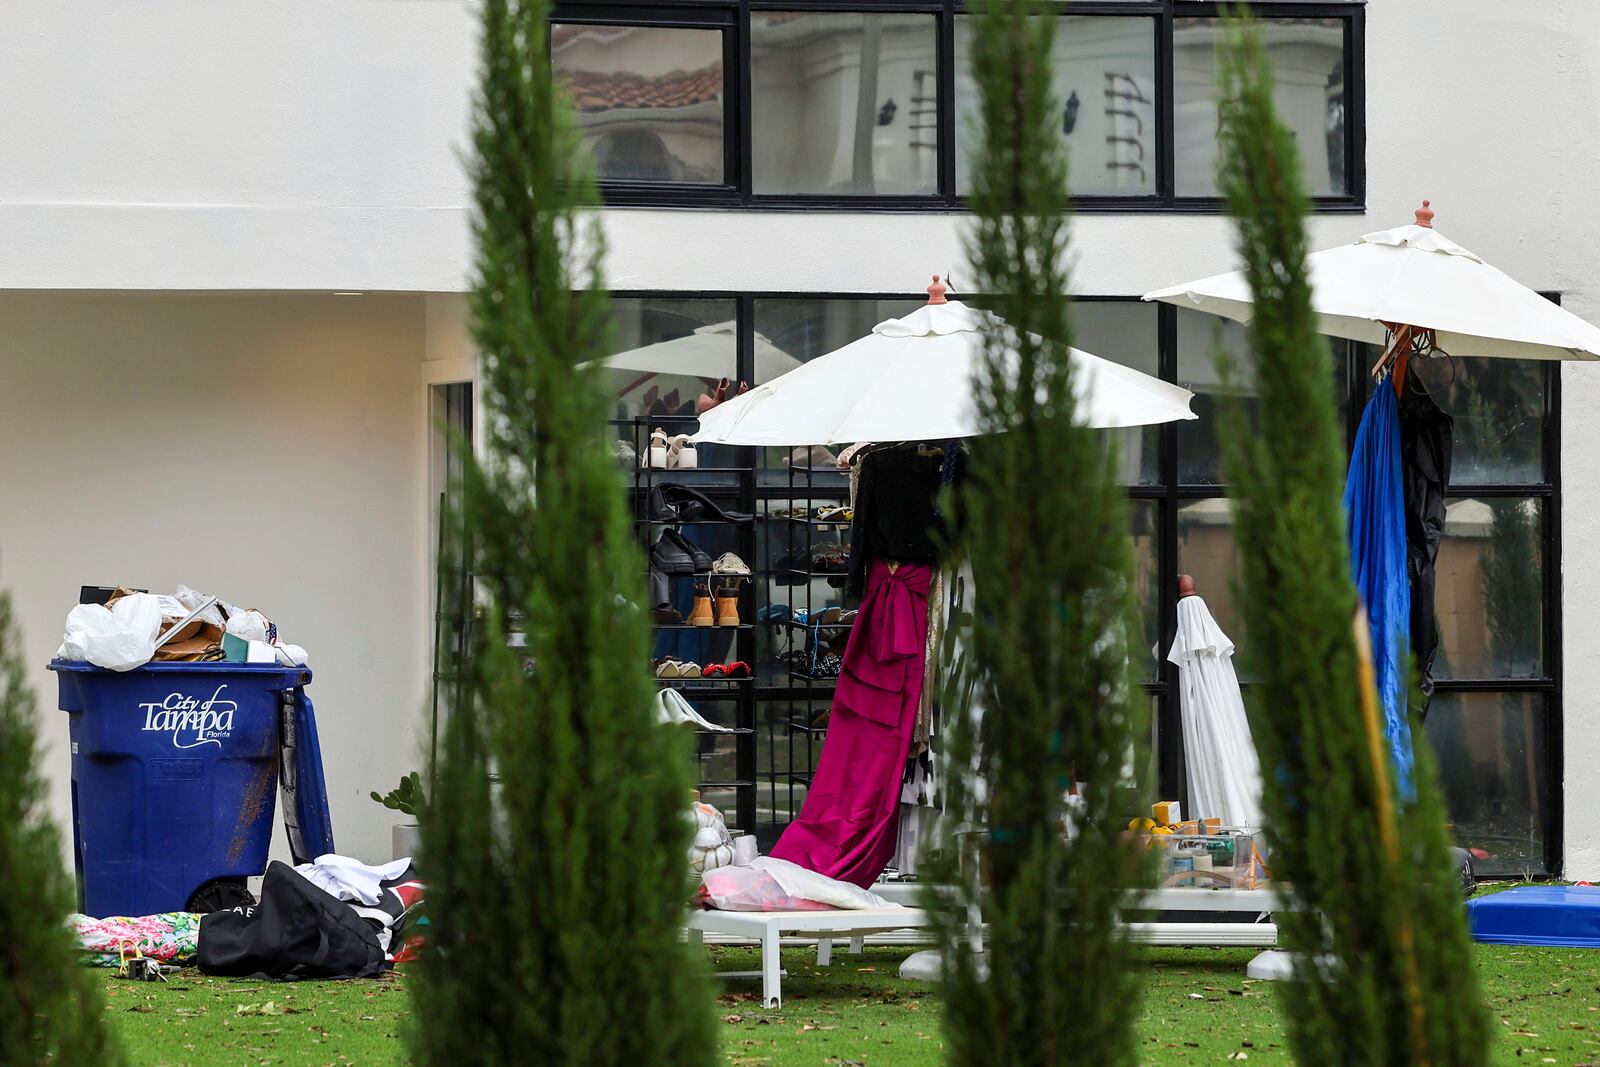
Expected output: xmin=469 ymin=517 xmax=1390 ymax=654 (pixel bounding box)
xmin=559 ymin=63 xmax=724 ymax=113
xmin=550 ymin=24 xmax=632 ymax=49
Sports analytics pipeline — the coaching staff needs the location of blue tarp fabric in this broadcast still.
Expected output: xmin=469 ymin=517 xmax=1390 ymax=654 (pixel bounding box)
xmin=1344 ymin=383 xmax=1415 ymax=795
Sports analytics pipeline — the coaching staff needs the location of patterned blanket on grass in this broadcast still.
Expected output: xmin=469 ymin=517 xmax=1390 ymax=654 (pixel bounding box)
xmin=71 ymin=912 xmax=202 ymax=966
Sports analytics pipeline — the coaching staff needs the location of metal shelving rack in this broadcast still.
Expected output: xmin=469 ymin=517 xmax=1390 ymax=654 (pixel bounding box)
xmin=620 ymin=415 xmax=863 ymax=848
xmin=624 ymin=413 xmax=759 ymax=832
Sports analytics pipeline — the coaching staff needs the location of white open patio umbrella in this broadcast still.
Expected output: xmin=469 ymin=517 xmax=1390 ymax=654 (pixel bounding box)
xmin=1144 ymin=201 xmax=1600 ymax=374
xmin=593 ymin=320 xmax=801 ymax=382
xmin=693 ymin=279 xmax=1197 ymax=446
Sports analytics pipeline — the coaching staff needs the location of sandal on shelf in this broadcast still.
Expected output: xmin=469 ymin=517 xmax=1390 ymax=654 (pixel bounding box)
xmin=666 ymin=434 xmax=698 ymax=470
xmin=702 ymin=663 xmax=727 ymax=678
xmin=722 ymin=661 xmax=752 ymax=679
xmin=654 ymin=658 xmax=685 ymax=679
xmin=645 ymin=428 xmax=669 ymax=469
xmin=676 ymin=661 xmax=703 ymax=679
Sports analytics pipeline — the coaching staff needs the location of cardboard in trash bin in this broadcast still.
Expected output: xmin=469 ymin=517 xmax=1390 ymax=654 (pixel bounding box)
xmin=105 ymin=587 xmax=223 ymax=661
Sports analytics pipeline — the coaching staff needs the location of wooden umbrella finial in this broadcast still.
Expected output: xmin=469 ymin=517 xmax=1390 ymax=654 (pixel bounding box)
xmin=1414 ymin=199 xmax=1435 ymax=228
xmin=927 ymin=274 xmax=949 ymax=305
xmin=1178 ymin=574 xmax=1198 ymax=599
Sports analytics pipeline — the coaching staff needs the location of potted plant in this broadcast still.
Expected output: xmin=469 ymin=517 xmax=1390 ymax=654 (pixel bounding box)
xmin=371 ymin=771 xmax=425 ymax=861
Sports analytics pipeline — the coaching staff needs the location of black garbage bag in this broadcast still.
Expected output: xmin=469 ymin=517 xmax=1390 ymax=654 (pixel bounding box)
xmin=1399 ymin=363 xmax=1453 ymax=717
xmin=198 ymin=861 xmax=388 ymax=980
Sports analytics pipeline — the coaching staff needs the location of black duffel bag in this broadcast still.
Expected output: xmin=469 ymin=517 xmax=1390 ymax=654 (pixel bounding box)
xmin=198 ymin=861 xmax=388 ymax=980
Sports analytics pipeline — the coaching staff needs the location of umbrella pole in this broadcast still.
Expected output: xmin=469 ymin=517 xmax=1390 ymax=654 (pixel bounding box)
xmin=1370 ymin=323 xmax=1416 ymax=397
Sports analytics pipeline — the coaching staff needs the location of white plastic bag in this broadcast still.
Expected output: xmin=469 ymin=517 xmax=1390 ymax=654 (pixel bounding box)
xmin=56 ymin=594 xmax=162 ymax=671
xmin=175 ymin=584 xmax=231 ymax=628
xmin=687 ymin=800 xmax=735 ymax=875
xmin=224 ymin=609 xmax=273 ymax=644
xmin=697 ymin=865 xmax=835 ymax=912
xmin=750 ymin=857 xmax=900 ymax=911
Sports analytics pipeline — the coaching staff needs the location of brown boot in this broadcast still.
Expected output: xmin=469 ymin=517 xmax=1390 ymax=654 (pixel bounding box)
xmin=687 ymin=591 xmax=715 ymax=627
xmin=715 ymin=594 xmax=740 ymax=627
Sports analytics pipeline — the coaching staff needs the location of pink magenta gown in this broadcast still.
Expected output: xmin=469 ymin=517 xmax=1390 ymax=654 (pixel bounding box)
xmin=769 ymin=560 xmax=932 ymax=887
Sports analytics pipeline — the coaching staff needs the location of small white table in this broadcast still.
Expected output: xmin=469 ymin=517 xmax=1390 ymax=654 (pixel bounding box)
xmin=1124 ymin=887 xmax=1282 ymax=947
xmin=687 ymin=906 xmax=931 ymax=1008
xmin=872 ymin=882 xmax=1282 ymax=947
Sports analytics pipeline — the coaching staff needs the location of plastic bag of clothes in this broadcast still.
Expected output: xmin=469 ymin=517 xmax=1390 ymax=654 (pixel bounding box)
xmin=696 ymin=857 xmax=901 ymax=912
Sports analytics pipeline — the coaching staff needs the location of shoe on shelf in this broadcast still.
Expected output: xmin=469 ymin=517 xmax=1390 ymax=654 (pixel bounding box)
xmin=757 ymin=604 xmax=791 ymax=624
xmin=650 ymin=529 xmax=712 ymax=575
xmin=722 ymin=661 xmax=752 ymax=679
xmin=645 ymin=428 xmax=669 ymax=469
xmin=702 ymin=663 xmax=727 ymax=678
xmin=649 ymin=604 xmax=682 ymax=624
xmin=654 ymin=658 xmax=686 ymax=679
xmin=666 ymin=434 xmax=698 ymax=470
xmin=715 ymin=594 xmax=740 ymax=627
xmin=688 ymin=591 xmax=715 ymax=627
xmin=711 ymin=552 xmax=751 ymax=577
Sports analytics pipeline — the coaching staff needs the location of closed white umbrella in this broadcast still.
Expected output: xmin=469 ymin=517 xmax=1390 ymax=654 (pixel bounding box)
xmin=1167 ymin=577 xmax=1261 ymax=829
xmin=693 ymin=280 xmax=1196 ymax=446
xmin=1144 ymin=201 xmax=1600 ymax=371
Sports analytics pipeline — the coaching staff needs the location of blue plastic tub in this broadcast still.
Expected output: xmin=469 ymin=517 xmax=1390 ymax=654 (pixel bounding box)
xmin=50 ymin=659 xmax=334 ymax=917
xmin=1467 ymin=886 xmax=1600 ymax=948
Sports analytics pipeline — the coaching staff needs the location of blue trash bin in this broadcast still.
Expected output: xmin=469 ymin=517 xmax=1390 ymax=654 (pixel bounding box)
xmin=49 ymin=659 xmax=335 ymax=917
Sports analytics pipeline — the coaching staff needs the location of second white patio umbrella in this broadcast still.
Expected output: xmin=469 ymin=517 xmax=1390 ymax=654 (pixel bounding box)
xmin=1144 ymin=200 xmax=1600 ymax=373
xmin=693 ymin=280 xmax=1196 ymax=445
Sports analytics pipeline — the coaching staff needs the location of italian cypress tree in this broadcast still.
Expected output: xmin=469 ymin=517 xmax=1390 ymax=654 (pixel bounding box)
xmin=409 ymin=1 xmax=713 ymax=1064
xmin=927 ymin=2 xmax=1149 ymax=1064
xmin=1212 ymin=18 xmax=1487 ymax=1066
xmin=0 ymin=583 xmax=122 ymax=1065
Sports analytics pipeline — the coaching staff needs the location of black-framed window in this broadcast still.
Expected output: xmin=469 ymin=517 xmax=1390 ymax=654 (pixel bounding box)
xmin=553 ymin=1 xmax=1365 ymax=211
xmin=599 ymin=289 xmax=1559 ymax=872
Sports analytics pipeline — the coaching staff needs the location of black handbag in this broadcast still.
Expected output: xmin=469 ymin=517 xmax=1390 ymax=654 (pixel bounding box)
xmin=197 ymin=861 xmax=389 ymax=980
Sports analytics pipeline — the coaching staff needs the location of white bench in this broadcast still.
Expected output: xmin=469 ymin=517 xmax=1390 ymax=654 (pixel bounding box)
xmin=686 ymin=906 xmax=931 ymax=1008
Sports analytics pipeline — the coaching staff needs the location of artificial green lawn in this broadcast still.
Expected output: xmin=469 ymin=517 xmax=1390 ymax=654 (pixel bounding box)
xmin=104 ymin=941 xmax=1600 ymax=1065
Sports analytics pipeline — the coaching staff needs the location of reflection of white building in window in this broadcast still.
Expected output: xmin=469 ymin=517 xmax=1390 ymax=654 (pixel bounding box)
xmin=752 ymin=14 xmax=938 ymax=195
xmin=955 ymin=16 xmax=1157 ymax=196
xmin=1172 ymin=18 xmax=1345 ymax=196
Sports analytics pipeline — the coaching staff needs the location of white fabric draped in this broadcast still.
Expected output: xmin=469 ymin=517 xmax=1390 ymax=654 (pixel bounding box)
xmin=1167 ymin=595 xmax=1262 ymax=828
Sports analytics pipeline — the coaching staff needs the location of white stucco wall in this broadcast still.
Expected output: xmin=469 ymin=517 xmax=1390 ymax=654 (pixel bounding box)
xmin=2 ymin=0 xmax=1599 ymax=875
xmin=0 ymin=293 xmax=432 ymax=870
